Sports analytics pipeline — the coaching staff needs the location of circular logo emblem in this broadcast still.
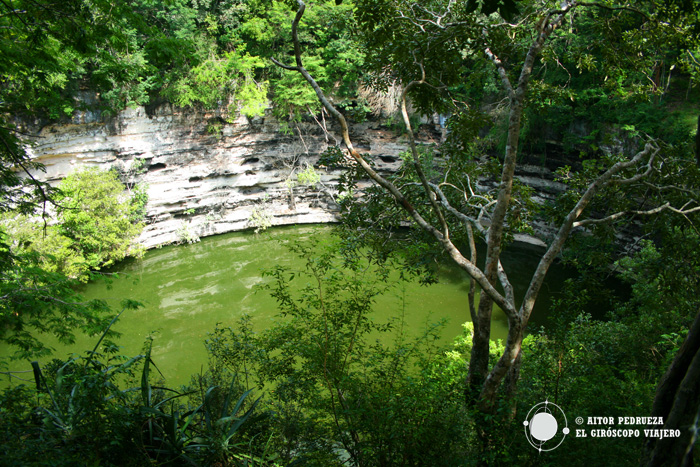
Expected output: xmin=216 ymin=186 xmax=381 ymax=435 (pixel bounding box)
xmin=523 ymin=400 xmax=569 ymax=452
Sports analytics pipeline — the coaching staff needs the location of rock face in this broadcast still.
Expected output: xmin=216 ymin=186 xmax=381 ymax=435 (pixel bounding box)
xmin=25 ymin=103 xmax=417 ymax=248
xmin=25 ymin=102 xmax=568 ymax=249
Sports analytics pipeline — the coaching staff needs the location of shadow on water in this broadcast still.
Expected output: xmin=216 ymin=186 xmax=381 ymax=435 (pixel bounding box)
xmin=0 ymin=225 xmax=580 ymax=386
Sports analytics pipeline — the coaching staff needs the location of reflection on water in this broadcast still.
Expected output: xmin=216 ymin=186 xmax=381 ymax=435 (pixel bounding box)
xmin=0 ymin=225 xmax=571 ymax=386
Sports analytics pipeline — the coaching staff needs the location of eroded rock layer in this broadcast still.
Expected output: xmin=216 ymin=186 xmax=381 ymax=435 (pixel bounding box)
xmin=25 ymin=103 xmax=568 ymax=249
xmin=25 ymin=104 xmax=414 ymax=248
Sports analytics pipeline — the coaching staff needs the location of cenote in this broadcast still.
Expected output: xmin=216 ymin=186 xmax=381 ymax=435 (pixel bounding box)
xmin=1 ymin=224 xmax=572 ymax=386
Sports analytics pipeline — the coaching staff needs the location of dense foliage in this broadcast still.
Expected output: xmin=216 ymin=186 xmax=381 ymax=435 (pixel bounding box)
xmin=0 ymin=330 xmax=273 ymax=466
xmin=1 ymin=0 xmax=365 ymax=123
xmin=0 ymin=167 xmax=145 ymax=360
xmin=2 ymin=232 xmax=697 ymax=465
xmin=2 ymin=168 xmax=146 ymax=281
xmin=207 ymin=240 xmax=470 ymax=465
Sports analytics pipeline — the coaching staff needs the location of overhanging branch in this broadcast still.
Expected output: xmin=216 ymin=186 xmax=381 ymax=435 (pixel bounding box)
xmin=271 ymin=0 xmax=517 ymax=317
xmin=572 ymin=202 xmax=700 ymax=228
xmin=521 ymin=142 xmax=660 ymax=321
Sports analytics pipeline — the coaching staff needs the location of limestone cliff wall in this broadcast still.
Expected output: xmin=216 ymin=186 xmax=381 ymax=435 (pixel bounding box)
xmin=25 ymin=103 xmax=413 ymax=248
xmin=24 ymin=103 xmax=567 ymax=249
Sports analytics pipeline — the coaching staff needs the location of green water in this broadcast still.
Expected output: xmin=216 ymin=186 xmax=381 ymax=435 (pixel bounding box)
xmin=1 ymin=225 xmax=569 ymax=386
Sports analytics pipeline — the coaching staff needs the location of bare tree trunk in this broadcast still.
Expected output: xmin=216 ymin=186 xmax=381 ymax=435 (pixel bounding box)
xmin=469 ymin=93 xmax=526 ymax=397
xmin=642 ymin=309 xmax=700 ymax=467
xmin=467 ymin=295 xmax=494 ymax=395
xmin=479 ymin=317 xmax=524 ymax=412
xmin=504 ymin=348 xmax=523 ymax=402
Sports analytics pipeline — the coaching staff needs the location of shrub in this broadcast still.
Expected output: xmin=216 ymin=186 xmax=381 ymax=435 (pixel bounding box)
xmin=206 ymin=239 xmax=472 ymax=465
xmin=1 ymin=167 xmax=145 ymax=280
xmin=57 ymin=167 xmax=145 ymax=269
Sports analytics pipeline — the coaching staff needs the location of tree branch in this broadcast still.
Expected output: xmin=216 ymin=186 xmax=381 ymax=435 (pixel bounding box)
xmin=612 ymin=147 xmax=658 ymax=185
xmin=521 ymin=142 xmax=659 ymax=320
xmin=484 ymin=44 xmax=514 ymax=98
xmin=271 ymin=0 xmax=518 ymax=318
xmin=429 ymin=182 xmax=487 ymax=235
xmin=497 ymin=259 xmax=515 ymax=309
xmin=401 ymin=63 xmax=450 ymax=239
xmin=573 ymin=203 xmax=683 ymax=227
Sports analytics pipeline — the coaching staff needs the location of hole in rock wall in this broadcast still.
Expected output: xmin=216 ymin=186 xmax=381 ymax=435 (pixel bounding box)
xmin=148 ymin=162 xmax=167 ymax=172
xmin=378 ymin=155 xmax=398 ymax=163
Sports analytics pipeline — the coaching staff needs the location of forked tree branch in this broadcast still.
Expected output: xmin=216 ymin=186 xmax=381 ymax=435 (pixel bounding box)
xmin=521 ymin=142 xmax=660 ymax=321
xmin=479 ymin=142 xmax=666 ymax=410
xmin=272 ymin=0 xmax=518 ymax=317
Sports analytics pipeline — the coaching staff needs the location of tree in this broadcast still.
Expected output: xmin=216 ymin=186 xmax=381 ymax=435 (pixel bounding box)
xmin=272 ymin=0 xmax=700 ymax=426
xmin=0 ymin=0 xmax=149 ymax=359
xmin=0 ymin=167 xmax=145 ymax=357
xmin=3 ymin=167 xmax=145 ymax=280
xmin=56 ymin=168 xmax=144 ymax=271
xmin=643 ymin=308 xmax=700 ymax=466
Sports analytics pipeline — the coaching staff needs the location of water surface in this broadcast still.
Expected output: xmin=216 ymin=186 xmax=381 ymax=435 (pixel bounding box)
xmin=2 ymin=225 xmax=569 ymax=386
